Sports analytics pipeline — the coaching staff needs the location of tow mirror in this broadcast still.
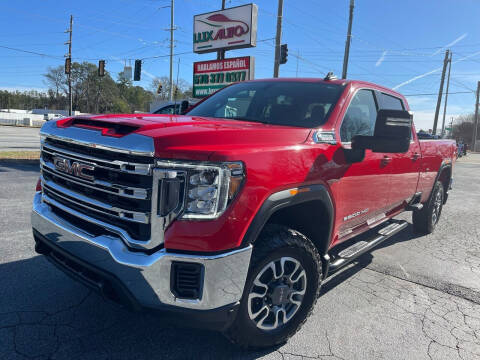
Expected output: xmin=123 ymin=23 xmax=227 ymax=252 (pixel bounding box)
xmin=352 ymin=109 xmax=412 ymax=154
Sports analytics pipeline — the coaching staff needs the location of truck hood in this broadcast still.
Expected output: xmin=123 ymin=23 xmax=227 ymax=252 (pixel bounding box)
xmin=69 ymin=114 xmax=312 ymax=160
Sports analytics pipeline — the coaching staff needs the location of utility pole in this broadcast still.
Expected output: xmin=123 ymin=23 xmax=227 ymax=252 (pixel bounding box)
xmin=433 ymin=49 xmax=450 ymax=135
xmin=217 ymin=0 xmax=226 ymax=60
xmin=441 ymin=51 xmax=452 ymax=137
xmin=273 ymin=0 xmax=284 ymax=78
xmin=174 ymin=58 xmax=180 ymax=110
xmin=473 ymin=81 xmax=480 ymax=152
xmin=65 ymin=15 xmax=73 ymax=116
xmin=169 ymin=0 xmax=174 ymax=101
xmin=296 ymin=50 xmax=299 ymax=77
xmin=342 ymin=0 xmax=354 ymax=79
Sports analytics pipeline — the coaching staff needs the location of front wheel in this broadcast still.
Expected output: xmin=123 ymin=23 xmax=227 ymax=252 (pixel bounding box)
xmin=412 ymin=181 xmax=444 ymax=234
xmin=224 ymin=225 xmax=322 ymax=349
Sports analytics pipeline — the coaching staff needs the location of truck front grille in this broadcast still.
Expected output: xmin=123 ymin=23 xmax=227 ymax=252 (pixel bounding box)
xmin=40 ymin=136 xmax=154 ymax=242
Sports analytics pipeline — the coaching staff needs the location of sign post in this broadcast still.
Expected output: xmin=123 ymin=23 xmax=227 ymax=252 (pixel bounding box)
xmin=193 ymin=56 xmax=255 ymax=98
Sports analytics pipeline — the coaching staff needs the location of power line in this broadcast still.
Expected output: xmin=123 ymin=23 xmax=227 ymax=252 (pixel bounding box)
xmin=404 ymin=91 xmax=473 ymax=96
xmin=0 ymin=45 xmax=62 ymax=59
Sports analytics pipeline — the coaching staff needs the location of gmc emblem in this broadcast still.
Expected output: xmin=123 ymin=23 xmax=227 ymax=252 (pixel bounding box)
xmin=53 ymin=156 xmax=94 ymax=181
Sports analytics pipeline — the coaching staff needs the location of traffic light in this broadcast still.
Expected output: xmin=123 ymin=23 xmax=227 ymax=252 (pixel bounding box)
xmin=134 ymin=59 xmax=142 ymax=81
xmin=174 ymin=86 xmax=179 ymax=99
xmin=65 ymin=57 xmax=71 ymax=74
xmin=280 ymin=44 xmax=288 ymax=65
xmin=157 ymin=82 xmax=163 ymax=94
xmin=98 ymin=60 xmax=105 ymax=77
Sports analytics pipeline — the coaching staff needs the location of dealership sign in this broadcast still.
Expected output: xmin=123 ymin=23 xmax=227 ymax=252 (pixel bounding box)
xmin=193 ymin=4 xmax=258 ymax=53
xmin=193 ymin=56 xmax=254 ymax=98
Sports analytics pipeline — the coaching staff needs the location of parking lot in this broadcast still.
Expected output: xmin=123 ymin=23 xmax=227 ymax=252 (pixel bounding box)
xmin=1 ymin=155 xmax=480 ymax=360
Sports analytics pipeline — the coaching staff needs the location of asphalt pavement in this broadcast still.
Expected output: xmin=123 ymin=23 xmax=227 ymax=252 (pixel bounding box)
xmin=0 ymin=155 xmax=479 ymax=360
xmin=0 ymin=126 xmax=40 ymax=151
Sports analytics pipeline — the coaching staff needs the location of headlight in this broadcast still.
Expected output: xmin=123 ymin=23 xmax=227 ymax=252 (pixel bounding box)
xmin=156 ymin=161 xmax=244 ymax=219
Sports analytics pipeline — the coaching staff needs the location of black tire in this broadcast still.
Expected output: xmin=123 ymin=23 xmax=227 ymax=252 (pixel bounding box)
xmin=224 ymin=225 xmax=322 ymax=349
xmin=412 ymin=181 xmax=444 ymax=234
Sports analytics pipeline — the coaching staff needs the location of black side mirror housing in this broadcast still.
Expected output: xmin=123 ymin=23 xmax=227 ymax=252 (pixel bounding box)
xmin=352 ymin=109 xmax=412 ymax=154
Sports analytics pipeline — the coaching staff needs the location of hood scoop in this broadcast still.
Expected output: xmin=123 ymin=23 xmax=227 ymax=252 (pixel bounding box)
xmin=57 ymin=117 xmax=140 ymax=137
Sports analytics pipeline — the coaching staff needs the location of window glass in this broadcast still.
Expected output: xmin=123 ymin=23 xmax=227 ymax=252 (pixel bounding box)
xmin=187 ymin=81 xmax=345 ymax=128
xmin=154 ymin=104 xmax=181 ymax=114
xmin=213 ymin=90 xmax=255 ymax=118
xmin=340 ymin=89 xmax=378 ymax=142
xmin=379 ymin=93 xmax=404 ymax=110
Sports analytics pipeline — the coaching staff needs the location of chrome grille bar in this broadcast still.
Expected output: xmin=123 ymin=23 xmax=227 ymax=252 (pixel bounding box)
xmin=42 ymin=143 xmax=152 ymax=175
xmin=42 ymin=177 xmax=150 ymax=224
xmin=41 ymin=159 xmax=149 ymax=200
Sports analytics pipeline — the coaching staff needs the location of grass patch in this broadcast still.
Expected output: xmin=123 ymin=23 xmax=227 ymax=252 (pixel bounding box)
xmin=0 ymin=151 xmax=40 ymax=160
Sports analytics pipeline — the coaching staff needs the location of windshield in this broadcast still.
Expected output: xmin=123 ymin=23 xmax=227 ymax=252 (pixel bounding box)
xmin=186 ymin=81 xmax=345 ymax=128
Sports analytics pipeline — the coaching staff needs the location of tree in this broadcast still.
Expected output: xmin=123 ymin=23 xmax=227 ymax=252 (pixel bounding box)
xmin=43 ymin=66 xmax=67 ymax=101
xmin=452 ymin=114 xmax=475 ymax=146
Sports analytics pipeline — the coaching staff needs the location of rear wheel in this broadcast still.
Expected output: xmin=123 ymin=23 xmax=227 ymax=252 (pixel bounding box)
xmin=224 ymin=225 xmax=322 ymax=349
xmin=412 ymin=181 xmax=444 ymax=234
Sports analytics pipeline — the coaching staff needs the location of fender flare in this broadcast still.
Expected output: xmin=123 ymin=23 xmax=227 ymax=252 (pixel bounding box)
xmin=241 ymin=184 xmax=334 ymax=256
xmin=433 ymin=162 xmax=453 ymax=203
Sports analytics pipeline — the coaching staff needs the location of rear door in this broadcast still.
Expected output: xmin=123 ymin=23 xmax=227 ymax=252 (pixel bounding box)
xmin=377 ymin=92 xmax=422 ymax=208
xmin=331 ymin=88 xmax=392 ymax=243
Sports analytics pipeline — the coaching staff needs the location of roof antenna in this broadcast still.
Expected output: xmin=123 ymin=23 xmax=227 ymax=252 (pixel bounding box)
xmin=324 ymin=72 xmax=338 ymax=81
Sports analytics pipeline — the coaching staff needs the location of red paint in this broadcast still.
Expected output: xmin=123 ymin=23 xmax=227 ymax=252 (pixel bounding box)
xmin=56 ymin=79 xmax=456 ymax=253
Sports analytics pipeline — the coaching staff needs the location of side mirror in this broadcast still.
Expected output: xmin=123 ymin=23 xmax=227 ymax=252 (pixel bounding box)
xmin=352 ymin=109 xmax=412 ymax=153
xmin=180 ymin=100 xmax=189 ymax=114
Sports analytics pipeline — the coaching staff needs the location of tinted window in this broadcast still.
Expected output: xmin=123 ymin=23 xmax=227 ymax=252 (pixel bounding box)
xmin=379 ymin=93 xmax=404 ymax=110
xmin=154 ymin=104 xmax=181 ymax=114
xmin=340 ymin=89 xmax=378 ymax=142
xmin=187 ymin=81 xmax=345 ymax=128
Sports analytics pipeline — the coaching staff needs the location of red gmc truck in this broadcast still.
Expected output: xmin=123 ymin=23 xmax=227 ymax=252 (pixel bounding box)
xmin=32 ymin=77 xmax=456 ymax=348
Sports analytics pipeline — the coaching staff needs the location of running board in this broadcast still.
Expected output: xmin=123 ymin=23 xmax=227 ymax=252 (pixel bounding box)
xmin=328 ymin=220 xmax=408 ymax=274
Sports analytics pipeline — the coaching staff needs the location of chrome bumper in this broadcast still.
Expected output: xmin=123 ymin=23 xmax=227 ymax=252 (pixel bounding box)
xmin=31 ymin=192 xmax=252 ymax=310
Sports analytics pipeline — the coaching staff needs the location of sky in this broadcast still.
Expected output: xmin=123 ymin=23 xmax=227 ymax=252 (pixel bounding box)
xmin=1 ymin=0 xmax=480 ymax=130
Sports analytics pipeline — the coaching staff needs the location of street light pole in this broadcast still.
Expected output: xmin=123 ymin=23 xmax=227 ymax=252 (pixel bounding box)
xmin=169 ymin=0 xmax=174 ymax=101
xmin=341 ymin=0 xmax=354 ymax=79
xmin=66 ymin=15 xmax=73 ymax=116
xmin=273 ymin=0 xmax=284 ymax=78
xmin=473 ymin=81 xmax=480 ymax=152
xmin=217 ymin=0 xmax=226 ymax=60
xmin=441 ymin=51 xmax=452 ymax=137
xmin=433 ymin=49 xmax=450 ymax=135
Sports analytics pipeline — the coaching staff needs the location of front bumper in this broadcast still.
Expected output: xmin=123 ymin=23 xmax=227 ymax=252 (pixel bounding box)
xmin=31 ymin=192 xmax=252 ymax=312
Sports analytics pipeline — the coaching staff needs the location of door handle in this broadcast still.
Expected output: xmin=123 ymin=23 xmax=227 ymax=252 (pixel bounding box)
xmin=381 ymin=156 xmax=392 ymax=166
xmin=412 ymin=152 xmax=420 ymax=161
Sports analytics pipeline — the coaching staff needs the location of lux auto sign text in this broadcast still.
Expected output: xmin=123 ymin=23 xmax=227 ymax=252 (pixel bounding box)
xmin=193 ymin=4 xmax=258 ymax=53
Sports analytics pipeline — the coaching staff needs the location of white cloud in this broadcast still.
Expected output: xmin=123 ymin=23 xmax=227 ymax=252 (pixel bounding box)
xmin=431 ymin=33 xmax=468 ymax=56
xmin=393 ymin=50 xmax=480 ymax=90
xmin=375 ymin=51 xmax=387 ymax=67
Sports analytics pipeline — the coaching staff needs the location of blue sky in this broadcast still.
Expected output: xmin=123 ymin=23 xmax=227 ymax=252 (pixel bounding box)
xmin=1 ymin=0 xmax=480 ymax=130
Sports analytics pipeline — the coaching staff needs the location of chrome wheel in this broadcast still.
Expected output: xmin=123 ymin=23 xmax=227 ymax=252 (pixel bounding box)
xmin=432 ymin=188 xmax=443 ymax=225
xmin=247 ymin=257 xmax=307 ymax=331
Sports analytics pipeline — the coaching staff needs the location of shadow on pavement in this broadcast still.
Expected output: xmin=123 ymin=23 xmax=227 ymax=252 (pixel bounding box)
xmin=321 ymin=222 xmax=423 ymax=296
xmin=0 ymin=160 xmax=39 ymax=173
xmin=2 ymin=202 xmax=423 ymax=359
xmin=0 ymin=254 xmax=277 ymax=359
